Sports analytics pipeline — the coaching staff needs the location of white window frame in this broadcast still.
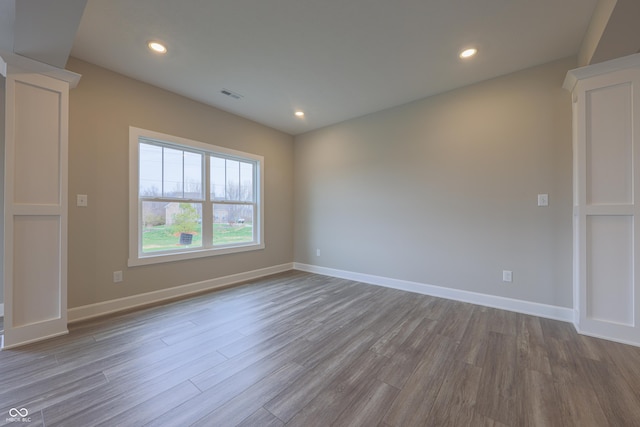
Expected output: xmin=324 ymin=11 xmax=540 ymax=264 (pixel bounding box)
xmin=128 ymin=126 xmax=264 ymax=267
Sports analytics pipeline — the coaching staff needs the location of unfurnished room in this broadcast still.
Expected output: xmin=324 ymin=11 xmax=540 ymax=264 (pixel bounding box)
xmin=1 ymin=0 xmax=640 ymax=425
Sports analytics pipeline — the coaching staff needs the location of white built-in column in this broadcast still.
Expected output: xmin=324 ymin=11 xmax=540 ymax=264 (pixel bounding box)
xmin=1 ymin=53 xmax=80 ymax=349
xmin=565 ymin=53 xmax=640 ymax=346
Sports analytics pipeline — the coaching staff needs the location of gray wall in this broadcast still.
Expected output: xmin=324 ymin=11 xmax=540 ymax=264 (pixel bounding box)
xmin=294 ymin=57 xmax=575 ymax=308
xmin=2 ymin=56 xmax=576 ymax=313
xmin=66 ymin=58 xmax=294 ymax=309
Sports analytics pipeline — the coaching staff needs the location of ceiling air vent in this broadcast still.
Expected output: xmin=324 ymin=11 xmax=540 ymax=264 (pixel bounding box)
xmin=221 ymin=88 xmax=243 ymax=100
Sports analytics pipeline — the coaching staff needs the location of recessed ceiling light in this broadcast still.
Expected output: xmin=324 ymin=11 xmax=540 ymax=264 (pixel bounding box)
xmin=295 ymin=111 xmax=305 ymax=118
xmin=148 ymin=41 xmax=167 ymax=54
xmin=459 ymin=48 xmax=477 ymax=59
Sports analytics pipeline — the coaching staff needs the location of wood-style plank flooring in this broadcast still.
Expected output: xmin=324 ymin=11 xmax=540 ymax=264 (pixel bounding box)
xmin=1 ymin=271 xmax=640 ymax=426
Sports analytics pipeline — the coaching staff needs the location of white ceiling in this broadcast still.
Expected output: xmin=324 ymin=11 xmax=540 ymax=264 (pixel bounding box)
xmin=70 ymin=0 xmax=598 ymax=135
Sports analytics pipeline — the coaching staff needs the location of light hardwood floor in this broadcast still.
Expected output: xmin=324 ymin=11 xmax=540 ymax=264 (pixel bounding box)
xmin=1 ymin=270 xmax=640 ymax=426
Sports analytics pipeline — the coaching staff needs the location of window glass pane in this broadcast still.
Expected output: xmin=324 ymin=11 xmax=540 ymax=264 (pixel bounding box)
xmin=163 ymin=147 xmax=184 ymax=198
xmin=240 ymin=162 xmax=254 ymax=202
xmin=213 ymin=204 xmax=254 ymax=245
xmin=139 ymin=143 xmax=162 ymax=197
xmin=210 ymin=156 xmax=226 ymax=200
xmin=141 ymin=201 xmax=202 ymax=252
xmin=226 ymin=160 xmax=240 ymax=200
xmin=133 ymin=128 xmax=262 ymax=264
xmin=184 ymin=151 xmax=203 ymax=199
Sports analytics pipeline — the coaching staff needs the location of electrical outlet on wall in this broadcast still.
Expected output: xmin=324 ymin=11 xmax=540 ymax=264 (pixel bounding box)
xmin=77 ymin=194 xmax=88 ymax=207
xmin=537 ymin=194 xmax=548 ymax=206
xmin=113 ymin=271 xmax=123 ymax=283
xmin=502 ymin=270 xmax=513 ymax=283
xmin=316 ymin=249 xmax=321 ymax=257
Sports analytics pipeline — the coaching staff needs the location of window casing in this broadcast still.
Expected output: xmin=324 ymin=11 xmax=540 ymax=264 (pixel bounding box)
xmin=129 ymin=127 xmax=264 ymax=266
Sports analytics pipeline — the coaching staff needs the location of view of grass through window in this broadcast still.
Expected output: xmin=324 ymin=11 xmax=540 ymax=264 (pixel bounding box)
xmin=141 ymin=200 xmax=255 ymax=252
xmin=142 ymin=223 xmax=253 ymax=252
xmin=131 ymin=129 xmax=262 ymax=264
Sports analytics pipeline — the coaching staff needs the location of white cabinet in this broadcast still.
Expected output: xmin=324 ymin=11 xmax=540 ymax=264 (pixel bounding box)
xmin=564 ymin=53 xmax=640 ymax=346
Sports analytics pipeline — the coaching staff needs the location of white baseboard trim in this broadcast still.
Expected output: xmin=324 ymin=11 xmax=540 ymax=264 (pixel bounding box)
xmin=573 ymin=327 xmax=640 ymax=348
xmin=66 ymin=260 xmax=573 ymax=326
xmin=2 ymin=330 xmax=69 ymax=350
xmin=0 ymin=303 xmax=4 ymax=317
xmin=294 ymin=263 xmax=574 ymax=323
xmin=68 ymin=263 xmax=294 ymax=323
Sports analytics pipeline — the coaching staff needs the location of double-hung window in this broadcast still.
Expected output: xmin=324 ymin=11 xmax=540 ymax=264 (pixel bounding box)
xmin=129 ymin=127 xmax=263 ymax=266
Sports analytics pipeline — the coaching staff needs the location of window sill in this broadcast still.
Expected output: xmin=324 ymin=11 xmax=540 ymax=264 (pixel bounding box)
xmin=128 ymin=242 xmax=265 ymax=267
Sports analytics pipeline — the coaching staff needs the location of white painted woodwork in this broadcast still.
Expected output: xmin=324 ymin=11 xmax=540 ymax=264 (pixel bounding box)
xmin=12 ymin=216 xmax=63 ymax=327
xmin=13 ymin=81 xmax=62 ymax=204
xmin=586 ymin=216 xmax=633 ymax=325
xmin=585 ymin=82 xmax=632 ymax=205
xmin=1 ymin=57 xmax=77 ymax=349
xmin=564 ymin=53 xmax=640 ymax=346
